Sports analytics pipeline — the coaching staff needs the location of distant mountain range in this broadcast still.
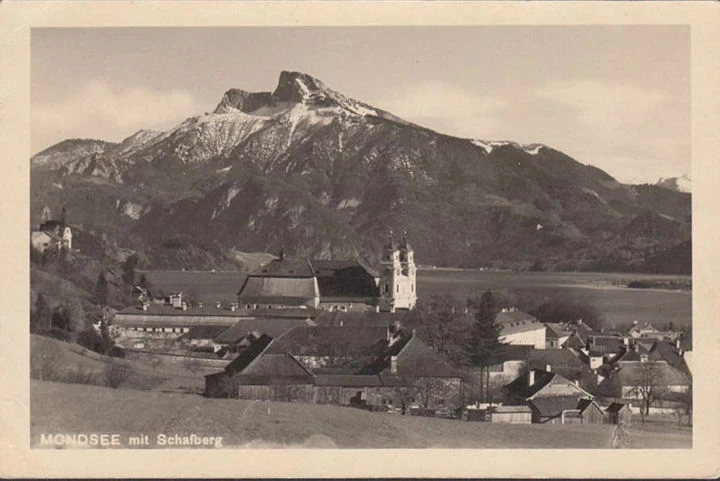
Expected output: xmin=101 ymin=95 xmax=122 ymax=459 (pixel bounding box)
xmin=31 ymin=71 xmax=691 ymax=274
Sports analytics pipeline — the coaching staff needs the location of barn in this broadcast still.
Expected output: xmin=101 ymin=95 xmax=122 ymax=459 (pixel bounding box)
xmin=490 ymin=405 xmax=532 ymax=424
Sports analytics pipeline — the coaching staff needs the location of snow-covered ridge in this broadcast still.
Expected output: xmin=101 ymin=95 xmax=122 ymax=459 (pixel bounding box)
xmin=471 ymin=139 xmax=546 ymax=155
xmin=655 ymin=175 xmax=691 ymax=193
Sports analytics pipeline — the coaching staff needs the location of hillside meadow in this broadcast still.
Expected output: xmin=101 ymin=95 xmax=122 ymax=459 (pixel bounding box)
xmin=139 ymin=269 xmax=692 ymax=327
xmin=31 ymin=380 xmax=691 ymax=449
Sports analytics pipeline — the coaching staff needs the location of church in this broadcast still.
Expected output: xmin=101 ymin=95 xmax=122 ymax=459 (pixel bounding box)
xmin=237 ymin=233 xmax=417 ymax=313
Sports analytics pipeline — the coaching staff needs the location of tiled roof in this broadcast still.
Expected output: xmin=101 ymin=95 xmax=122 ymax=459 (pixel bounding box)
xmin=545 ymin=323 xmax=571 ymax=339
xmin=214 ymin=318 xmax=315 ymax=344
xmin=491 ymin=344 xmax=535 ymax=364
xmin=313 ymin=310 xmax=408 ymax=327
xmin=237 ymin=277 xmax=319 ymax=304
xmin=496 ymin=310 xmax=544 ymax=336
xmin=606 ymin=402 xmax=629 ymax=413
xmin=181 ymin=325 xmax=230 ymax=340
xmin=249 ymin=257 xmax=316 ymax=278
xmin=276 ymin=326 xmax=391 ymax=358
xmin=528 ymin=349 xmax=586 ymax=378
xmin=563 ymin=333 xmax=586 ymax=349
xmin=392 ymin=336 xmax=462 ymax=379
xmin=650 ymin=341 xmax=691 ymax=376
xmin=223 ymin=334 xmax=274 ymax=373
xmin=504 ymin=369 xmax=556 ymax=399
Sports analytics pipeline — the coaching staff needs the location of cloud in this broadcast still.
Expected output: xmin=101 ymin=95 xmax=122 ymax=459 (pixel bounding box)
xmin=32 ymin=81 xmax=205 ymax=152
xmin=374 ymin=80 xmax=509 ymax=139
xmin=538 ymin=80 xmax=665 ymax=130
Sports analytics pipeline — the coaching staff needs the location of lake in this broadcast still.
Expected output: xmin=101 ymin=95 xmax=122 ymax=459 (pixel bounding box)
xmin=139 ymin=269 xmax=692 ymax=328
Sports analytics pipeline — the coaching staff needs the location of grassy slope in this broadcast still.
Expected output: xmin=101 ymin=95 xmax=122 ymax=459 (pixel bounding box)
xmin=30 ymin=335 xmax=214 ymax=392
xmin=31 ymin=381 xmax=690 ymax=449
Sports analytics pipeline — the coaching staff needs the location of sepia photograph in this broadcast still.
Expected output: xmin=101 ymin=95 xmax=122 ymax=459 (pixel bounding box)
xmin=2 ymin=1 xmax=719 ymax=478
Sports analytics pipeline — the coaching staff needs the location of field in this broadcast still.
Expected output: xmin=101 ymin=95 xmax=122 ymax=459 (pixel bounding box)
xmin=31 ymin=380 xmax=691 ymax=449
xmin=140 ymin=269 xmax=692 ymax=327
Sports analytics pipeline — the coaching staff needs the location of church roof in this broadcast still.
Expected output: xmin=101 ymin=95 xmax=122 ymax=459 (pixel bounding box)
xmin=249 ymin=257 xmax=316 ymax=278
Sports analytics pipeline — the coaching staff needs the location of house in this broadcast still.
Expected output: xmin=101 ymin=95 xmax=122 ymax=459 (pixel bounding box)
xmin=204 ymin=325 xmax=464 ymax=411
xmin=593 ymin=360 xmax=691 ymax=410
xmin=605 ymin=402 xmax=633 ymax=425
xmin=527 ymin=397 xmax=605 ymax=424
xmin=236 ymin=233 xmax=417 ymax=313
xmin=31 ymin=219 xmax=72 ymax=252
xmin=527 ymin=349 xmax=589 ymax=382
xmin=495 ymin=309 xmax=546 ymax=349
xmin=545 ymin=323 xmax=571 ymax=349
xmin=502 ymin=369 xmax=596 ymax=423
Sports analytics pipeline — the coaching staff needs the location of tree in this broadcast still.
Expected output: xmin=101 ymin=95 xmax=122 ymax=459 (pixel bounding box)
xmin=468 ymin=291 xmax=505 ymax=403
xmin=138 ymin=274 xmax=153 ymax=299
xmin=94 ymin=271 xmax=109 ymax=306
xmin=31 ymin=292 xmax=52 ymax=333
xmin=630 ymin=361 xmax=668 ymax=423
xmin=51 ymin=296 xmax=86 ymax=333
xmin=122 ymin=254 xmax=138 ymax=285
xmin=406 ymin=294 xmax=473 ymax=367
xmin=531 ymin=298 xmax=605 ymax=331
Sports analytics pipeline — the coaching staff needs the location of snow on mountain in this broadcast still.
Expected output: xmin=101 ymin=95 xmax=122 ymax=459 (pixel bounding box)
xmin=655 ymin=175 xmax=691 ymax=193
xmin=471 ymin=139 xmax=546 ymax=155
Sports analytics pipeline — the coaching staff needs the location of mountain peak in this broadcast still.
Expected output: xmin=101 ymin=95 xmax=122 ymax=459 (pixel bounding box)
xmin=213 ymin=88 xmax=275 ymax=114
xmin=272 ymin=71 xmax=330 ymax=103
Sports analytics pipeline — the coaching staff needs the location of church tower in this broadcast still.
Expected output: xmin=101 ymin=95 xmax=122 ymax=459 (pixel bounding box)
xmin=378 ymin=231 xmax=417 ymax=312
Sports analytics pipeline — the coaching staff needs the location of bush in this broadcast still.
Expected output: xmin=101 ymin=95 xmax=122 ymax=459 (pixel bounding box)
xmin=105 ymin=361 xmax=131 ymax=389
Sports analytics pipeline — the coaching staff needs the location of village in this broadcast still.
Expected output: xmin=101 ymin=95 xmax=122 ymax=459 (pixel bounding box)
xmin=106 ymin=233 xmax=692 ymax=428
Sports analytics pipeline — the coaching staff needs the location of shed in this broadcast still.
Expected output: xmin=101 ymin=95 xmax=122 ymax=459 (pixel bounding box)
xmin=490 ymin=405 xmax=532 ymax=424
xmin=606 ymin=402 xmax=633 ymax=425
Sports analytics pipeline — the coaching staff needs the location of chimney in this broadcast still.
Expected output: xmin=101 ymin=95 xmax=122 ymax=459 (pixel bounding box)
xmin=279 ymin=248 xmax=285 ymax=261
xmin=676 ymin=339 xmax=681 ymax=350
xmin=142 ymin=303 xmax=148 ymax=312
xmin=528 ymin=370 xmax=535 ymax=387
xmin=623 ymin=337 xmax=629 ymax=346
xmin=181 ymin=302 xmax=187 ymax=311
xmin=546 ymin=364 xmax=552 ymax=373
xmin=390 ymin=356 xmax=398 ymax=374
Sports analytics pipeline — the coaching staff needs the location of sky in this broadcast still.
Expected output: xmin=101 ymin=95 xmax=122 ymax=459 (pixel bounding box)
xmin=31 ymin=26 xmax=690 ymax=184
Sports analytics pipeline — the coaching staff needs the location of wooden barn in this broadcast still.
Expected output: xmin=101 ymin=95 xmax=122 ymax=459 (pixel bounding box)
xmin=605 ymin=402 xmax=633 ymax=425
xmin=490 ymin=405 xmax=532 ymax=424
xmin=204 ymin=324 xmax=464 ymax=411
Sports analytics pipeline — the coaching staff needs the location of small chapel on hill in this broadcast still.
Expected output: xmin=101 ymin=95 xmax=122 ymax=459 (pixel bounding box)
xmin=237 ymin=233 xmax=417 ymax=313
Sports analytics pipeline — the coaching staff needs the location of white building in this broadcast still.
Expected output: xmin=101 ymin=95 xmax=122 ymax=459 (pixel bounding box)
xmin=496 ymin=309 xmax=546 ymax=349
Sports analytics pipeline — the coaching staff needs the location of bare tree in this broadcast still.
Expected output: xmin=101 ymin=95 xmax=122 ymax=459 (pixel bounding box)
xmin=630 ymin=361 xmax=668 ymax=423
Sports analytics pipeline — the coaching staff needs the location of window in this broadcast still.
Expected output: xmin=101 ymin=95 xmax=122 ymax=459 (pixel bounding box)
xmin=396 ymin=285 xmax=399 ymax=293
xmin=384 ymin=283 xmax=389 ymax=294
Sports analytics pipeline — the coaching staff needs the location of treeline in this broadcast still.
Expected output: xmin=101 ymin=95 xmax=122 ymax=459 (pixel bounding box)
xmin=30 ymin=244 xmax=141 ymax=357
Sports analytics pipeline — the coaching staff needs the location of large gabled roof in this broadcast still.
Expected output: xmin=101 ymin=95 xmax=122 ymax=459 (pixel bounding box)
xmin=392 ymin=336 xmax=463 ymax=379
xmin=214 ymin=317 xmax=315 ymax=344
xmin=249 ymin=257 xmax=316 ymax=278
xmin=275 ymin=325 xmax=390 ymax=358
xmin=496 ymin=310 xmax=544 ymax=336
xmin=313 ymin=310 xmax=408 ymax=328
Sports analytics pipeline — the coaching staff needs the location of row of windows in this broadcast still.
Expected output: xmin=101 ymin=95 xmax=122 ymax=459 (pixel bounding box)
xmin=124 ymin=326 xmax=190 ymax=333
